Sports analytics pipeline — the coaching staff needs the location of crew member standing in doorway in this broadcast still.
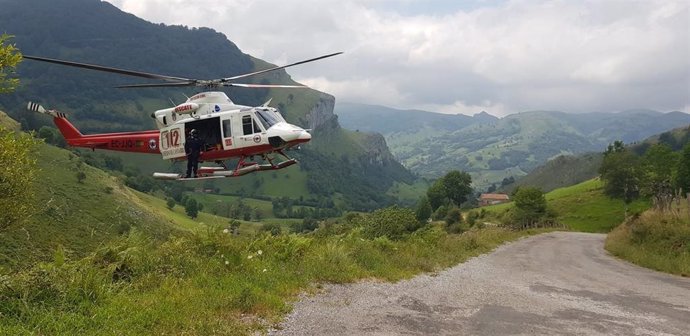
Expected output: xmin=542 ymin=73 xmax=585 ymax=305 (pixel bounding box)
xmin=185 ymin=129 xmax=203 ymax=178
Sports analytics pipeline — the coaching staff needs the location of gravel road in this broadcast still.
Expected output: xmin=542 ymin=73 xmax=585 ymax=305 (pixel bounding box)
xmin=270 ymin=232 xmax=690 ymax=335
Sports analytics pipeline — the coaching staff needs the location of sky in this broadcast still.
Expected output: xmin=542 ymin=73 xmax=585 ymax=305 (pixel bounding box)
xmin=105 ymin=0 xmax=689 ymax=116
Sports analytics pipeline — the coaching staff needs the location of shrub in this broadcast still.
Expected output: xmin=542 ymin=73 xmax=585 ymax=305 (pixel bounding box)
xmin=260 ymin=222 xmax=282 ymax=236
xmin=444 ymin=207 xmax=465 ymax=234
xmin=361 ymin=206 xmax=421 ymax=240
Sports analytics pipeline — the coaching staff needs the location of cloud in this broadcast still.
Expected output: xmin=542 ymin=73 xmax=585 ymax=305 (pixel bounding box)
xmin=106 ymin=0 xmax=689 ymax=116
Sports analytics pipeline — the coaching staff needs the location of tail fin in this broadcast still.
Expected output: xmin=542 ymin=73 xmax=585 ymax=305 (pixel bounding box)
xmin=27 ymin=102 xmax=83 ymax=140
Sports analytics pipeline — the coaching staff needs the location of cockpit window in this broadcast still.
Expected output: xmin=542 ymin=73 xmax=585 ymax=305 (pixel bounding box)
xmin=242 ymin=115 xmax=262 ymax=135
xmin=255 ymin=109 xmax=281 ymax=130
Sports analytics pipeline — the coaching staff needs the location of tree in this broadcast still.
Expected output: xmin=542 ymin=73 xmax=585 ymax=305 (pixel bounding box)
xmin=427 ymin=170 xmax=473 ymax=210
xmin=0 ymin=34 xmax=21 ymax=93
xmin=426 ymin=179 xmax=446 ymax=210
xmin=642 ymin=144 xmax=677 ymax=186
xmin=414 ymin=196 xmax=432 ymax=222
xmin=599 ymin=149 xmax=642 ymax=215
xmin=166 ymin=198 xmax=176 ymax=210
xmin=512 ymin=187 xmax=547 ymax=228
xmin=0 ymin=128 xmax=40 ymax=229
xmin=442 ymin=170 xmax=473 ymax=206
xmin=605 ymin=140 xmax=625 ymax=155
xmin=185 ymin=198 xmax=199 ymax=218
xmin=642 ymin=144 xmax=678 ymax=209
xmin=676 ymin=143 xmax=690 ymax=194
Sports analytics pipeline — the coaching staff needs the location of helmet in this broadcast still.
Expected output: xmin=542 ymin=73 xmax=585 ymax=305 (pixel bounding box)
xmin=189 ymin=129 xmax=197 ymax=136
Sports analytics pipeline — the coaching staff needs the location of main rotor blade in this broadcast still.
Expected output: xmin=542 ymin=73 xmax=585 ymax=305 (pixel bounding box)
xmin=223 ymin=83 xmax=307 ymax=88
xmin=23 ymin=55 xmax=193 ymax=82
xmin=221 ymin=51 xmax=343 ymax=82
xmin=115 ymin=82 xmax=196 ymax=88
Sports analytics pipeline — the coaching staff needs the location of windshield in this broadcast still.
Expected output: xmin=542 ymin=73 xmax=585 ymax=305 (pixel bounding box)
xmin=255 ymin=109 xmax=281 ymax=129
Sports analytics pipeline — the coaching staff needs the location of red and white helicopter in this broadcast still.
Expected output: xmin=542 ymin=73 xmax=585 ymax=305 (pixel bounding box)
xmin=24 ymin=52 xmax=341 ymax=180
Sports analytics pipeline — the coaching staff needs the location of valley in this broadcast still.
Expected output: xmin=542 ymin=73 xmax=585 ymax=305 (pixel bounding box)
xmin=337 ymin=103 xmax=690 ymax=190
xmin=0 ymin=0 xmax=689 ymax=335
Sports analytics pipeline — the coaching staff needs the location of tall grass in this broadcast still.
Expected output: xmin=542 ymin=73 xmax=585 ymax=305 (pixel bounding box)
xmin=606 ymin=201 xmax=690 ymax=276
xmin=0 ymin=226 xmax=538 ymax=335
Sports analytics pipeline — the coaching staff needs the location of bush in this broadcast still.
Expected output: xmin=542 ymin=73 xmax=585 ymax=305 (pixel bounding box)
xmin=260 ymin=222 xmax=282 ymax=236
xmin=444 ymin=207 xmax=465 ymax=234
xmin=0 ymin=128 xmax=40 ymax=228
xmin=361 ymin=206 xmax=422 ymax=240
xmin=292 ymin=217 xmax=319 ymax=233
xmin=432 ymin=205 xmax=449 ymax=221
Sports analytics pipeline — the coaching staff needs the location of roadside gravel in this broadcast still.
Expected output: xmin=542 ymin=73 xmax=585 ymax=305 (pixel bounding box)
xmin=270 ymin=232 xmax=690 ymax=335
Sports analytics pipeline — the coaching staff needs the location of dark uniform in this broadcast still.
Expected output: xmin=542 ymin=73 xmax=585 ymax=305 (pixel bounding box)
xmin=184 ymin=129 xmax=204 ymax=178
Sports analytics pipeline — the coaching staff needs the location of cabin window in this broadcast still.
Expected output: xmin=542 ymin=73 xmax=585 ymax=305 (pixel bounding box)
xmin=162 ymin=116 xmax=167 ymax=125
xmin=242 ymin=115 xmax=262 ymax=135
xmin=222 ymin=119 xmax=232 ymax=138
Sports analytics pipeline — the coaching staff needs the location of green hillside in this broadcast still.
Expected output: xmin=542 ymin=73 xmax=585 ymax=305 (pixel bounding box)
xmin=337 ymin=103 xmax=690 ymax=190
xmin=505 ymin=124 xmax=690 ymax=193
xmin=0 ymin=111 xmax=264 ymax=270
xmin=484 ymin=178 xmax=650 ymax=233
xmin=0 ymin=139 xmax=174 ymax=270
xmin=502 ymin=153 xmax=603 ymax=193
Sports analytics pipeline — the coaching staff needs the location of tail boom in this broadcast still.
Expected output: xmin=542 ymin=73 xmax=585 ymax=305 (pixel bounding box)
xmin=27 ymin=102 xmax=161 ymax=154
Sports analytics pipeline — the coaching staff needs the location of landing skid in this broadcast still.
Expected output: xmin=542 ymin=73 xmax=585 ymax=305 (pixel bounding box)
xmin=152 ymin=156 xmax=297 ymax=181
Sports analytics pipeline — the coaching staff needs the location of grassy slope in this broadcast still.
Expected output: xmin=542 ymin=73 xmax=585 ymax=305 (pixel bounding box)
xmin=0 ymin=226 xmax=546 ymax=335
xmin=0 ymin=143 xmax=167 ymax=269
xmin=0 ymin=137 xmax=254 ymax=271
xmin=606 ymin=204 xmax=690 ymax=276
xmin=482 ymin=178 xmax=650 ymax=233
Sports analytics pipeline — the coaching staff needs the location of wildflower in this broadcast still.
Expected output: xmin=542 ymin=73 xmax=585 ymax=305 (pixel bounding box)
xmin=225 ymin=260 xmax=229 ymax=265
xmin=248 ymin=255 xmax=253 ymax=259
xmin=262 ymin=268 xmax=267 ymax=272
xmin=223 ymin=228 xmax=229 ymax=234
xmin=257 ymin=250 xmax=263 ymax=255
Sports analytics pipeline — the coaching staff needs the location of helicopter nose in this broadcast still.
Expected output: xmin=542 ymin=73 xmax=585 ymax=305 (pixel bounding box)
xmin=298 ymin=130 xmax=311 ymax=141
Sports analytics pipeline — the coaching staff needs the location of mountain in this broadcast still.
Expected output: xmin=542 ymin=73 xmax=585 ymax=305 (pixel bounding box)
xmin=502 ymin=124 xmax=690 ymax=193
xmin=0 ymin=0 xmax=415 ymax=210
xmin=337 ymin=102 xmax=690 ymax=190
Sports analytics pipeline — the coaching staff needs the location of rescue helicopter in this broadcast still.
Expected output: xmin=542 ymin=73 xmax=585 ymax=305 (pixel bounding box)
xmin=23 ymin=52 xmax=342 ymax=180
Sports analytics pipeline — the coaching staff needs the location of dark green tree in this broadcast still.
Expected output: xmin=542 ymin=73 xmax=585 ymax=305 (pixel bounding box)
xmin=642 ymin=144 xmax=678 ymax=201
xmin=166 ymin=197 xmax=176 ymax=210
xmin=676 ymin=143 xmax=690 ymax=194
xmin=426 ymin=179 xmax=446 ymax=210
xmin=605 ymin=140 xmax=625 ymax=155
xmin=185 ymin=198 xmax=199 ymax=218
xmin=599 ymin=149 xmax=642 ymax=215
xmin=414 ymin=196 xmax=432 ymax=222
xmin=442 ymin=170 xmax=473 ymax=206
xmin=512 ymin=187 xmax=547 ymax=228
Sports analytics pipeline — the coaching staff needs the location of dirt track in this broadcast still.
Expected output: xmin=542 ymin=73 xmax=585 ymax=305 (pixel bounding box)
xmin=271 ymin=232 xmax=690 ymax=335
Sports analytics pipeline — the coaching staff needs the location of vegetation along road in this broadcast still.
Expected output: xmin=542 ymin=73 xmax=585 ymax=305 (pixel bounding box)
xmin=272 ymin=232 xmax=690 ymax=335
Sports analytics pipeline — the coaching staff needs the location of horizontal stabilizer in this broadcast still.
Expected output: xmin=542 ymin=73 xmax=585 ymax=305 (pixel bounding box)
xmin=27 ymin=102 xmax=65 ymax=118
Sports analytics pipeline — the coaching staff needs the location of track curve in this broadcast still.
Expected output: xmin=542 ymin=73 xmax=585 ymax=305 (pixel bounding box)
xmin=271 ymin=232 xmax=690 ymax=335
